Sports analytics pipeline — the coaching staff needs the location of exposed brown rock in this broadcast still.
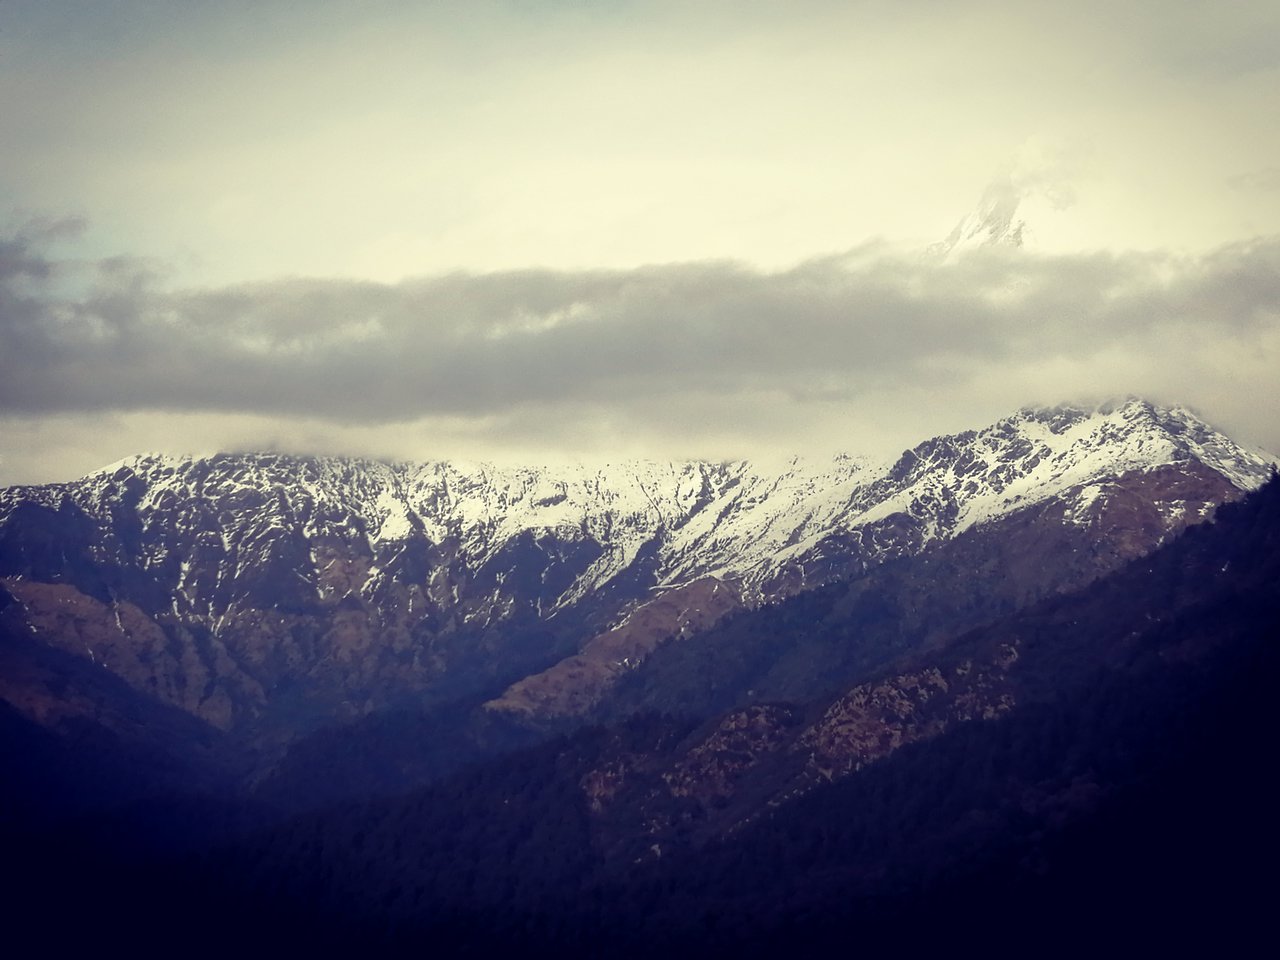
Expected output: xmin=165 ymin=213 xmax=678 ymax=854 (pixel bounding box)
xmin=663 ymin=704 xmax=799 ymax=803
xmin=797 ymin=646 xmax=1017 ymax=783
xmin=485 ymin=577 xmax=741 ymax=720
xmin=2 ymin=577 xmax=256 ymax=728
xmin=581 ymin=755 xmax=642 ymax=814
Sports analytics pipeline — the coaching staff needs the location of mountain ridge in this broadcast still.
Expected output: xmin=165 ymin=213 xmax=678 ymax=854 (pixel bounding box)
xmin=4 ymin=398 xmax=1268 ymax=600
xmin=4 ymin=401 xmax=1279 ymax=956
xmin=0 ymin=397 xmax=1272 ymax=736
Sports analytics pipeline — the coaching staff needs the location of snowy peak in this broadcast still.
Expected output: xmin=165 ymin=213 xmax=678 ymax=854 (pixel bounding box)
xmin=927 ymin=174 xmax=1027 ymax=259
xmin=1007 ymin=398 xmax=1271 ymax=490
xmin=860 ymin=398 xmax=1272 ymax=535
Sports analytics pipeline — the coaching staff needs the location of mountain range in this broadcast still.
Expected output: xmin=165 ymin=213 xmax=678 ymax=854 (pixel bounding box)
xmin=2 ymin=396 xmax=1276 ymax=954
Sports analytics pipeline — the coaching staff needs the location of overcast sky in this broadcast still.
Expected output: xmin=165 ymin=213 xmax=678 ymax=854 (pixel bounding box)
xmin=2 ymin=0 xmax=1278 ymax=484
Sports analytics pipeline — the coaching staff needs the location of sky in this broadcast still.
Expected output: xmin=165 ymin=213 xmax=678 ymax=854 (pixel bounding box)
xmin=2 ymin=0 xmax=1278 ymax=484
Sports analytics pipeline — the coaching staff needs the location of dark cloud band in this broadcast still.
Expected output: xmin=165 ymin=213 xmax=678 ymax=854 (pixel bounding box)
xmin=2 ymin=229 xmax=1278 ymax=425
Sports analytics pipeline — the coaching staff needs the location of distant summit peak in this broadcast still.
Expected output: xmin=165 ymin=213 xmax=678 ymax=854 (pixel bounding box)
xmin=928 ymin=139 xmax=1087 ymax=261
xmin=927 ymin=174 xmax=1028 ymax=260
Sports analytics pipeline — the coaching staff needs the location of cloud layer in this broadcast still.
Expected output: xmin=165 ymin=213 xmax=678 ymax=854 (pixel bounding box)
xmin=2 ymin=3 xmax=1277 ymax=482
xmin=3 ymin=223 xmax=1278 ymax=482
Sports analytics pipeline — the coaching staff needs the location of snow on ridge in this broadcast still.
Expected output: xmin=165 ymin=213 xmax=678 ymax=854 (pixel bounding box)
xmin=944 ymin=399 xmax=1274 ymax=533
xmin=657 ymin=452 xmax=890 ymax=582
xmin=2 ymin=398 xmax=1273 ymax=613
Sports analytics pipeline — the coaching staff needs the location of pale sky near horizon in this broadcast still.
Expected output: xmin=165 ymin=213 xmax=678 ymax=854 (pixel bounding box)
xmin=2 ymin=0 xmax=1278 ymax=484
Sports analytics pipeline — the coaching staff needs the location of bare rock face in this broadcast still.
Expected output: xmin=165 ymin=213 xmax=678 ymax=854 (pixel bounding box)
xmin=579 ymin=642 xmax=1022 ymax=855
xmin=484 ymin=578 xmax=741 ymax=720
xmin=798 ymin=647 xmax=1018 ymax=783
xmin=1 ymin=579 xmax=251 ymax=728
xmin=663 ymin=704 xmax=802 ymax=805
xmin=0 ymin=399 xmax=1271 ymax=739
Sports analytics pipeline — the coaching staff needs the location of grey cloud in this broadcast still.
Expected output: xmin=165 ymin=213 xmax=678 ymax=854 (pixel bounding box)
xmin=2 ymin=229 xmax=1279 ymax=428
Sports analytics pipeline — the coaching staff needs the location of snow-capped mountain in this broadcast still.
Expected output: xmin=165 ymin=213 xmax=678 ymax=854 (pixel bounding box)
xmin=927 ymin=174 xmax=1030 ymax=259
xmin=0 ymin=398 xmax=1272 ymax=732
